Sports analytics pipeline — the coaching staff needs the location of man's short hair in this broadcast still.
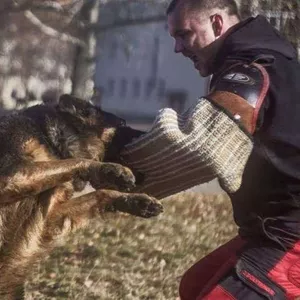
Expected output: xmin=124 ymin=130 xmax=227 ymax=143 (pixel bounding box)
xmin=166 ymin=0 xmax=240 ymax=18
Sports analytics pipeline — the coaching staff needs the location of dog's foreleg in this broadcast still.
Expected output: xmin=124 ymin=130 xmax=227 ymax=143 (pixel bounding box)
xmin=0 ymin=160 xmax=136 ymax=205
xmin=42 ymin=189 xmax=163 ymax=242
xmin=0 ymin=159 xmax=94 ymax=204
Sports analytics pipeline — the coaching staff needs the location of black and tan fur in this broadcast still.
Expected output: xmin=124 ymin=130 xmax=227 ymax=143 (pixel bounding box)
xmin=0 ymin=94 xmax=163 ymax=299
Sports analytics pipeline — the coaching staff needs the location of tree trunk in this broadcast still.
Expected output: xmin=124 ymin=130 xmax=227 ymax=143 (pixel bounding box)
xmin=71 ymin=0 xmax=100 ymax=100
xmin=0 ymin=0 xmax=89 ymax=113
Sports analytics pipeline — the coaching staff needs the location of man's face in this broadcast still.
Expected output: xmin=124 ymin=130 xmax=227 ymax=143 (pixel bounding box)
xmin=168 ymin=7 xmax=219 ymax=77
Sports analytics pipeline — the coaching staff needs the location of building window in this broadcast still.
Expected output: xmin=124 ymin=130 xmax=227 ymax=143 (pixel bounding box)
xmin=166 ymin=90 xmax=187 ymax=113
xmin=133 ymin=77 xmax=141 ymax=98
xmin=120 ymin=78 xmax=127 ymax=98
xmin=107 ymin=79 xmax=115 ymax=97
xmin=110 ymin=41 xmax=118 ymax=59
xmin=145 ymin=78 xmax=156 ymax=99
xmin=157 ymin=79 xmax=166 ymax=101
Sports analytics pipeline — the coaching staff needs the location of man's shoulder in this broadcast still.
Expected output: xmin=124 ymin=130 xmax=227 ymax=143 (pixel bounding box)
xmin=210 ymin=57 xmax=271 ymax=109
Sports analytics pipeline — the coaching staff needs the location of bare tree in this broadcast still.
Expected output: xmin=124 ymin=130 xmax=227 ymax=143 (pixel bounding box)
xmin=71 ymin=0 xmax=100 ymax=99
xmin=0 ymin=0 xmax=90 ymax=112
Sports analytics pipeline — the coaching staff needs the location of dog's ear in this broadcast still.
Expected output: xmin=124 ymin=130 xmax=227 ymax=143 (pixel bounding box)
xmin=58 ymin=94 xmax=98 ymax=118
xmin=58 ymin=94 xmax=77 ymax=115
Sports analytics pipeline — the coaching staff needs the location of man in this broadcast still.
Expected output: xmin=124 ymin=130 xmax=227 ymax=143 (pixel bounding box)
xmin=164 ymin=0 xmax=300 ymax=299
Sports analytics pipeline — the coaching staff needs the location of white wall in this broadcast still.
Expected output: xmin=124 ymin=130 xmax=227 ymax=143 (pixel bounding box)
xmin=95 ymin=21 xmax=209 ymax=124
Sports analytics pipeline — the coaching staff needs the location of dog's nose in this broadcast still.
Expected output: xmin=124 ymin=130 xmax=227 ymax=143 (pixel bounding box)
xmin=118 ymin=118 xmax=126 ymax=127
xmin=103 ymin=111 xmax=126 ymax=127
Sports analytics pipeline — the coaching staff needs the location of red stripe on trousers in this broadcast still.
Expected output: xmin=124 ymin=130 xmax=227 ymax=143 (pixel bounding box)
xmin=241 ymin=270 xmax=275 ymax=296
xmin=179 ymin=236 xmax=245 ymax=300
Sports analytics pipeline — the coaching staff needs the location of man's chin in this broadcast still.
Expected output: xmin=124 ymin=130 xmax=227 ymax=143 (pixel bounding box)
xmin=197 ymin=68 xmax=210 ymax=77
xmin=193 ymin=61 xmax=208 ymax=77
xmin=195 ymin=63 xmax=213 ymax=77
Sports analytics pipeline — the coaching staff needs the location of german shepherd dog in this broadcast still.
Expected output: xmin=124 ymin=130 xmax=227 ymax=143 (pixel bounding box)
xmin=0 ymin=94 xmax=163 ymax=299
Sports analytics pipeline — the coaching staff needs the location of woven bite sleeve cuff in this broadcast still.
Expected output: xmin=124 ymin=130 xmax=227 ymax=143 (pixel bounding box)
xmin=120 ymin=97 xmax=253 ymax=199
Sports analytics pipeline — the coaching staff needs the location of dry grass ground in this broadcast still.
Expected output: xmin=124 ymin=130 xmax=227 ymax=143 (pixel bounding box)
xmin=26 ymin=191 xmax=237 ymax=300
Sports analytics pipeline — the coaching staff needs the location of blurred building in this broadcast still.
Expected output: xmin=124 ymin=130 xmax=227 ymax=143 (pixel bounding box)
xmin=95 ymin=0 xmax=300 ymax=129
xmin=94 ymin=2 xmax=209 ymax=129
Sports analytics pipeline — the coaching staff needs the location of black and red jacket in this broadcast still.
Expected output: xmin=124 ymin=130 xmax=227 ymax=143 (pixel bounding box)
xmin=211 ymin=15 xmax=300 ymax=243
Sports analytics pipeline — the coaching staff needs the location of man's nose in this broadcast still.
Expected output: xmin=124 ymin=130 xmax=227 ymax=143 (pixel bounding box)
xmin=174 ymin=39 xmax=184 ymax=53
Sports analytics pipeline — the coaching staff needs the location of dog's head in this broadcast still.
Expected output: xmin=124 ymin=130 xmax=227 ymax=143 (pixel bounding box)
xmin=56 ymin=94 xmax=144 ymax=161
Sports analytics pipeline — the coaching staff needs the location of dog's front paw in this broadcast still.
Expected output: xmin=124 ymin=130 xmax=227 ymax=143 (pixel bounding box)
xmin=108 ymin=193 xmax=163 ymax=218
xmin=89 ymin=163 xmax=136 ymax=191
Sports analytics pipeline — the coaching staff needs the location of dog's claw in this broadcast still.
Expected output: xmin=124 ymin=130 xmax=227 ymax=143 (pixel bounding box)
xmin=108 ymin=194 xmax=163 ymax=218
xmin=89 ymin=163 xmax=136 ymax=192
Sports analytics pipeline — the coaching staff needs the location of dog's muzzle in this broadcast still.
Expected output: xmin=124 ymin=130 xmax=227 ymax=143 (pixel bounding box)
xmin=104 ymin=126 xmax=145 ymax=162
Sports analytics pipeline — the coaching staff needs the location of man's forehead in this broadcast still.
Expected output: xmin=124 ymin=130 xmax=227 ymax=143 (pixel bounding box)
xmin=167 ymin=5 xmax=190 ymax=34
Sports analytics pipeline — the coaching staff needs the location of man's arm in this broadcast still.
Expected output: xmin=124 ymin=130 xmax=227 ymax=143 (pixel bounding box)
xmin=120 ymin=60 xmax=270 ymax=199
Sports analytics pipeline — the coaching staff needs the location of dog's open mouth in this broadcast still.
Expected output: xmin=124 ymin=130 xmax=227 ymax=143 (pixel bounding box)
xmin=103 ymin=126 xmax=145 ymax=162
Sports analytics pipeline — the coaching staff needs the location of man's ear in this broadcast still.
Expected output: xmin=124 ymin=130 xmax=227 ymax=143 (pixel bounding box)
xmin=58 ymin=94 xmax=77 ymax=115
xmin=211 ymin=14 xmax=223 ymax=39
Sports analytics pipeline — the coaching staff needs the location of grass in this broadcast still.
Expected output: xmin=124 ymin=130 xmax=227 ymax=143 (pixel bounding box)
xmin=26 ymin=191 xmax=237 ymax=299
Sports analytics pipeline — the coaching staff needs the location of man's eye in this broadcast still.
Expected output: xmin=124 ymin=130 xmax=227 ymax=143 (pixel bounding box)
xmin=180 ymin=31 xmax=191 ymax=39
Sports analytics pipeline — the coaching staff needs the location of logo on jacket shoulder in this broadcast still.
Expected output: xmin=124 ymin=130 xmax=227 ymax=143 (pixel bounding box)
xmin=222 ymin=73 xmax=254 ymax=85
